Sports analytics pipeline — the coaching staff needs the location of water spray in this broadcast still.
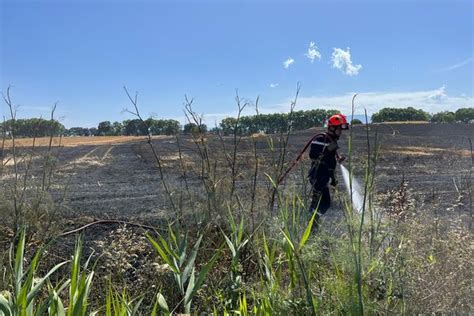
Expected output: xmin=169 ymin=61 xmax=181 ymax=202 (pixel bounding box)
xmin=340 ymin=163 xmax=364 ymax=213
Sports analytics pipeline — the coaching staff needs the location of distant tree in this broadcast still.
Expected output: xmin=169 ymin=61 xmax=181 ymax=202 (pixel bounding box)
xmin=162 ymin=120 xmax=180 ymax=135
xmin=289 ymin=109 xmax=336 ymax=130
xmin=98 ymin=121 xmax=113 ymax=136
xmin=454 ymin=108 xmax=474 ymax=123
xmin=123 ymin=119 xmax=146 ymax=136
xmin=198 ymin=123 xmax=208 ymax=134
xmin=209 ymin=126 xmax=221 ymax=134
xmin=351 ymin=118 xmax=363 ymax=125
xmin=89 ymin=127 xmax=98 ymax=136
xmin=183 ymin=123 xmax=195 ymax=134
xmin=2 ymin=118 xmax=65 ymax=137
xmin=219 ymin=118 xmax=239 ymax=136
xmin=183 ymin=123 xmax=207 ymax=134
xmin=122 ymin=118 xmax=180 ymax=136
xmin=65 ymin=127 xmax=90 ymax=136
xmin=143 ymin=118 xmax=180 ymax=135
xmin=372 ymin=107 xmax=431 ymax=122
xmin=218 ymin=109 xmax=339 ymax=136
xmin=431 ymin=111 xmax=456 ymax=123
xmin=145 ymin=118 xmax=160 ymax=135
xmin=112 ymin=121 xmax=124 ymax=135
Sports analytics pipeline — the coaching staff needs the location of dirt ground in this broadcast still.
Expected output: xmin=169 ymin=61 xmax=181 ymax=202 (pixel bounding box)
xmin=2 ymin=123 xmax=472 ymax=227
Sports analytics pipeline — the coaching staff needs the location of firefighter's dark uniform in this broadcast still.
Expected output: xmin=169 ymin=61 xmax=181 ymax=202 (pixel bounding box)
xmin=308 ymin=132 xmax=339 ymax=217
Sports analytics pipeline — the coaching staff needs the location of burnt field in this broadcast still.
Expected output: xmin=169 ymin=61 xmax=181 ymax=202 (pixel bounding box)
xmin=1 ymin=122 xmax=473 ymax=313
xmin=21 ymin=123 xmax=471 ymax=223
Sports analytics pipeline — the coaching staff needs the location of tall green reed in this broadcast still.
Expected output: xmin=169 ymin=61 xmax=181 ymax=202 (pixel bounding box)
xmin=146 ymin=225 xmax=220 ymax=314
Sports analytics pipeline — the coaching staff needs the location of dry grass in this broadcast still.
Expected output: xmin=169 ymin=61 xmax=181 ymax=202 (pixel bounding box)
xmin=383 ymin=145 xmax=472 ymax=157
xmin=2 ymin=135 xmax=171 ymax=148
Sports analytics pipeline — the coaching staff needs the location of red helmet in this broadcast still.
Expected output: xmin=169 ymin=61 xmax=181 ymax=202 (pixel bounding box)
xmin=327 ymin=114 xmax=349 ymax=130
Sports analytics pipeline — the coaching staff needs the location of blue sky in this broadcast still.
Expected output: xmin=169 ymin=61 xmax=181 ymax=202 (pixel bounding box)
xmin=1 ymin=0 xmax=473 ymax=128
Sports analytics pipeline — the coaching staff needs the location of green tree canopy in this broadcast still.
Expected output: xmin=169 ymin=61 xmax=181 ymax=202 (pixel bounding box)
xmin=123 ymin=119 xmax=146 ymax=136
xmin=2 ymin=118 xmax=65 ymax=137
xmin=371 ymin=107 xmax=431 ymax=123
xmin=430 ymin=111 xmax=456 ymax=123
xmin=183 ymin=123 xmax=207 ymax=134
xmin=454 ymin=108 xmax=474 ymax=123
xmin=161 ymin=120 xmax=181 ymax=135
xmin=112 ymin=121 xmax=124 ymax=135
xmin=121 ymin=118 xmax=181 ymax=136
xmin=98 ymin=121 xmax=113 ymax=136
xmin=65 ymin=127 xmax=92 ymax=136
xmin=219 ymin=109 xmax=339 ymax=135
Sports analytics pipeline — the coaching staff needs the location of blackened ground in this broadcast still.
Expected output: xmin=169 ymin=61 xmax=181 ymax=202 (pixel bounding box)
xmin=3 ymin=123 xmax=472 ymax=226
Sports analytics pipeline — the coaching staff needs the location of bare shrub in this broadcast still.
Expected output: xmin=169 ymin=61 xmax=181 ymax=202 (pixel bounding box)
xmin=1 ymin=87 xmax=66 ymax=240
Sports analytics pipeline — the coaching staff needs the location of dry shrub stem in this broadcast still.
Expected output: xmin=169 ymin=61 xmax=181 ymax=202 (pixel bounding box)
xmin=228 ymin=91 xmax=247 ymax=202
xmin=3 ymin=86 xmax=20 ymax=231
xmin=249 ymin=96 xmax=261 ymax=231
xmin=184 ymin=96 xmax=218 ymax=218
xmin=123 ymin=86 xmax=178 ymax=216
xmin=1 ymin=87 xmax=63 ymax=239
xmin=268 ymin=82 xmax=300 ymax=213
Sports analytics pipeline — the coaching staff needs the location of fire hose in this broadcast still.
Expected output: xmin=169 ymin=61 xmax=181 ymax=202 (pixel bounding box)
xmin=278 ymin=133 xmax=343 ymax=185
xmin=277 ymin=135 xmax=317 ymax=185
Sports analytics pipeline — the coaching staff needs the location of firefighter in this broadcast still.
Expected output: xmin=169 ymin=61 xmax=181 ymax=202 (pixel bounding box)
xmin=308 ymin=114 xmax=349 ymax=225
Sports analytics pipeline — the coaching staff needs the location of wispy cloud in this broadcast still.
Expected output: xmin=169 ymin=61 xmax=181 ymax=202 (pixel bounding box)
xmin=331 ymin=47 xmax=362 ymax=76
xmin=283 ymin=57 xmax=295 ymax=69
xmin=269 ymin=83 xmax=279 ymax=88
xmin=428 ymin=85 xmax=447 ymax=100
xmin=438 ymin=57 xmax=473 ymax=72
xmin=305 ymin=41 xmax=321 ymax=63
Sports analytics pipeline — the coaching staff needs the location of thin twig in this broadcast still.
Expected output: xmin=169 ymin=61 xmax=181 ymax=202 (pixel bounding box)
xmin=58 ymin=219 xmax=159 ymax=237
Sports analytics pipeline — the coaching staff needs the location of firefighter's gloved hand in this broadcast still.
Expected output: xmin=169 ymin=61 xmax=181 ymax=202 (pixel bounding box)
xmin=337 ymin=155 xmax=346 ymax=163
xmin=330 ymin=177 xmax=338 ymax=187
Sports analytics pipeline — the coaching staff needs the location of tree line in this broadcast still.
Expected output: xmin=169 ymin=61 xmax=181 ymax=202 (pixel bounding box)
xmin=371 ymin=107 xmax=474 ymax=123
xmin=219 ymin=109 xmax=340 ymax=135
xmin=1 ymin=107 xmax=472 ymax=138
xmin=1 ymin=118 xmax=66 ymax=137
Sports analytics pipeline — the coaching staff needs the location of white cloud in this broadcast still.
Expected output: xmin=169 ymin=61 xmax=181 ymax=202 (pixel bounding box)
xmin=283 ymin=58 xmax=295 ymax=69
xmin=269 ymin=83 xmax=279 ymax=88
xmin=439 ymin=57 xmax=473 ymax=72
xmin=305 ymin=41 xmax=322 ymax=63
xmin=331 ymin=47 xmax=362 ymax=76
xmin=428 ymin=85 xmax=447 ymax=100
